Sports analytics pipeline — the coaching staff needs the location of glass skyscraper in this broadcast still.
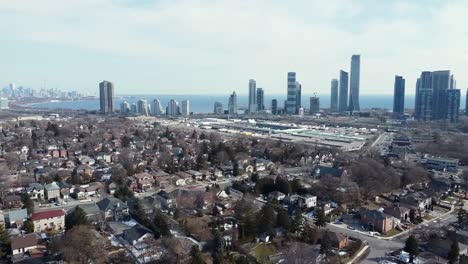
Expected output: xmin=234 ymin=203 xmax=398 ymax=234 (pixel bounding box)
xmin=349 ymin=55 xmax=360 ymax=112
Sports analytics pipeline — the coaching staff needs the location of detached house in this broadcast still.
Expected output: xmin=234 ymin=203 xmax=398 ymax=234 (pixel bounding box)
xmin=26 ymin=183 xmax=44 ymax=200
xmin=44 ymin=182 xmax=60 ymax=201
xmin=6 ymin=209 xmax=28 ymax=229
xmin=2 ymin=195 xmax=23 ymax=209
xmin=134 ymin=172 xmax=155 ymax=191
xmin=384 ymin=205 xmax=411 ymax=222
xmin=11 ymin=233 xmax=44 ymax=257
xmin=359 ymin=209 xmax=395 ymax=234
xmin=122 ymin=224 xmax=154 ymax=245
xmin=97 ymin=197 xmax=130 ymax=221
xmin=31 ymin=209 xmax=65 ymax=233
xmin=400 ymin=192 xmax=432 ymax=211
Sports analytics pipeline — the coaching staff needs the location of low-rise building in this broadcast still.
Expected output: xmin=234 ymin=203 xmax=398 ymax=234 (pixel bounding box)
xmin=359 ymin=209 xmax=395 ymax=234
xmin=44 ymin=181 xmax=61 ymax=201
xmin=400 ymin=192 xmax=432 ymax=211
xmin=6 ymin=209 xmax=28 ymax=229
xmin=11 ymin=233 xmax=43 ymax=256
xmin=26 ymin=183 xmax=45 ymax=200
xmin=97 ymin=197 xmax=130 ymax=221
xmin=384 ymin=205 xmax=411 ymax=222
xmin=31 ymin=209 xmax=65 ymax=233
xmin=123 ymin=224 xmax=154 ymax=245
xmin=134 ymin=172 xmax=155 ymax=190
xmin=425 ymin=156 xmax=459 ymax=172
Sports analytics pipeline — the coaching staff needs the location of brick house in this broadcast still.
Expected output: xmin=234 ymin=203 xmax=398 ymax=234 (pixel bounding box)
xmin=323 ymin=231 xmax=349 ymax=250
xmin=134 ymin=172 xmax=155 ymax=191
xmin=359 ymin=209 xmax=395 ymax=234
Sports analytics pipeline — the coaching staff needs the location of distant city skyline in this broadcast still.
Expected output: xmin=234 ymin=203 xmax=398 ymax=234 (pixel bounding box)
xmin=1 ymin=1 xmax=467 ymax=95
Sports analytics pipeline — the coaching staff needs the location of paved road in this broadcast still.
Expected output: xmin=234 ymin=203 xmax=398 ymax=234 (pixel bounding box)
xmin=325 ymin=208 xmax=457 ymax=263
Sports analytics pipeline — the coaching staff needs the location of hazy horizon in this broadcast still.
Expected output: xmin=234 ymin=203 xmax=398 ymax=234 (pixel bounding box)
xmin=1 ymin=0 xmax=467 ymax=95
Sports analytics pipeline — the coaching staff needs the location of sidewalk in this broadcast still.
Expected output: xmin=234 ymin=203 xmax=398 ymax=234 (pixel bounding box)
xmin=347 ymin=245 xmax=369 ymax=264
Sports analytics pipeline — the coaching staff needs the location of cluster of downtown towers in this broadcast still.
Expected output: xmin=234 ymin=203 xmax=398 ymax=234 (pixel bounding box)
xmin=99 ymin=54 xmax=467 ymax=122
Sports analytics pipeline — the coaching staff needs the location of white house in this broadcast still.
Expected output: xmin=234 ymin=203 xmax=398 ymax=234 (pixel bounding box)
xmin=11 ymin=233 xmax=42 ymax=256
xmin=31 ymin=209 xmax=65 ymax=233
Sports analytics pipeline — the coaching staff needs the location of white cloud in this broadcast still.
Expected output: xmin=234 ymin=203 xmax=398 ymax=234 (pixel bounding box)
xmin=0 ymin=0 xmax=467 ymax=94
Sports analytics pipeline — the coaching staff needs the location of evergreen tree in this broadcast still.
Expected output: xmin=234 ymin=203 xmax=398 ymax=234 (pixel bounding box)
xmin=0 ymin=224 xmax=11 ymax=257
xmin=274 ymin=177 xmax=291 ymax=195
xmin=22 ymin=194 xmax=34 ymax=215
xmin=257 ymin=203 xmax=276 ymax=236
xmin=24 ymin=221 xmax=34 ymax=233
xmin=320 ymin=231 xmax=332 ymax=256
xmin=233 ymin=162 xmax=240 ymax=177
xmin=65 ymin=206 xmax=89 ymax=230
xmin=458 ymin=207 xmax=466 ymax=225
xmin=291 ymin=209 xmax=305 ymax=235
xmin=132 ymin=199 xmax=148 ymax=224
xmin=190 ymin=245 xmax=205 ymax=264
xmin=448 ymin=238 xmax=460 ymax=264
xmin=276 ymin=209 xmax=291 ymax=231
xmin=404 ymin=235 xmax=419 ymax=263
xmin=314 ymin=209 xmax=327 ymax=228
xmin=153 ymin=210 xmax=171 ymax=237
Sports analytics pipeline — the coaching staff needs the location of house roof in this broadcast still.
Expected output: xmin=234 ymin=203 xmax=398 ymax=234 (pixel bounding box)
xmin=31 ymin=209 xmax=65 ymax=221
xmin=134 ymin=172 xmax=153 ymax=180
xmin=123 ymin=224 xmax=153 ymax=243
xmin=324 ymin=231 xmax=347 ymax=244
xmin=44 ymin=182 xmax=60 ymax=191
xmin=312 ymin=165 xmax=344 ymax=178
xmin=8 ymin=209 xmax=28 ymax=222
xmin=97 ymin=197 xmax=128 ymax=211
xmin=359 ymin=208 xmax=390 ymax=220
xmin=7 ymin=209 xmax=28 ymax=223
xmin=26 ymin=183 xmax=44 ymax=192
xmin=11 ymin=233 xmax=39 ymax=250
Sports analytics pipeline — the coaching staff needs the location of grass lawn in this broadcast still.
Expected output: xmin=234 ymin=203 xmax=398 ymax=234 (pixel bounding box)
xmin=423 ymin=214 xmax=435 ymax=221
xmin=383 ymin=229 xmax=402 ymax=237
xmin=252 ymin=243 xmax=277 ymax=262
xmin=433 ymin=205 xmax=450 ymax=213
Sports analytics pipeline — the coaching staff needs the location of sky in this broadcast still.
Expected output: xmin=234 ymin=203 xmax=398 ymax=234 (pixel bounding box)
xmin=1 ymin=0 xmax=467 ymax=95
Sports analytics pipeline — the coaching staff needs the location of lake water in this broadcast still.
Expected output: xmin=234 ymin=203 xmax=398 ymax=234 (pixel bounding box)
xmin=30 ymin=94 xmax=419 ymax=113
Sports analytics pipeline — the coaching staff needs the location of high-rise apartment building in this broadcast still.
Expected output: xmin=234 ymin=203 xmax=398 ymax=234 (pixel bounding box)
xmin=330 ymin=79 xmax=339 ymax=112
xmin=415 ymin=70 xmax=458 ymax=122
xmin=120 ymin=101 xmax=130 ymax=114
xmin=181 ymin=100 xmax=190 ymax=116
xmin=338 ymin=70 xmax=349 ymax=112
xmin=152 ymin=99 xmax=162 ymax=115
xmin=286 ymin=72 xmax=297 ymax=114
xmin=393 ymin=75 xmax=405 ymax=116
xmin=99 ymin=81 xmax=114 ymax=114
xmin=166 ymin=100 xmax=179 ymax=116
xmin=296 ymin=82 xmax=302 ymax=113
xmin=349 ymin=55 xmax=361 ymax=112
xmin=415 ymin=71 xmax=433 ymax=120
xmin=0 ymin=98 xmax=9 ymax=110
xmin=256 ymin=88 xmax=264 ymax=111
xmin=431 ymin=70 xmax=451 ymax=120
xmin=309 ymin=96 xmax=320 ymax=115
xmin=137 ymin=99 xmax=149 ymax=116
xmin=214 ymin=102 xmax=223 ymax=114
xmin=447 ymin=89 xmax=460 ymax=123
xmin=130 ymin=103 xmax=137 ymax=114
xmin=271 ymin=99 xmax=278 ymax=115
xmin=248 ymin=79 xmax=257 ymax=114
xmin=466 ymin=89 xmax=468 ymax=117
xmin=228 ymin=91 xmax=237 ymax=115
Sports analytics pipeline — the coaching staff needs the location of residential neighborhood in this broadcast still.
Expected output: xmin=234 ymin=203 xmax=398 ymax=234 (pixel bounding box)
xmin=0 ymin=114 xmax=467 ymax=264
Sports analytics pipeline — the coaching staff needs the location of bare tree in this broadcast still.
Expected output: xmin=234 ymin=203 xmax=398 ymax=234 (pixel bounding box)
xmin=61 ymin=225 xmax=109 ymax=264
